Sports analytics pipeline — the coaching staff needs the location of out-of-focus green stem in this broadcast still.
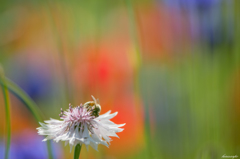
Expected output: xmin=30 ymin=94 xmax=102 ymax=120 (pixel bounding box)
xmin=125 ymin=0 xmax=153 ymax=158
xmin=0 ymin=77 xmax=53 ymax=159
xmin=1 ymin=78 xmax=43 ymax=121
xmin=45 ymin=1 xmax=72 ymax=103
xmin=0 ymin=68 xmax=11 ymax=159
xmin=125 ymin=0 xmax=142 ymax=66
xmin=74 ymin=144 xmax=82 ymax=159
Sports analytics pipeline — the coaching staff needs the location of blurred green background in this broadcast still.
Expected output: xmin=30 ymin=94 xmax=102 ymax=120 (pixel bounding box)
xmin=0 ymin=0 xmax=240 ymax=158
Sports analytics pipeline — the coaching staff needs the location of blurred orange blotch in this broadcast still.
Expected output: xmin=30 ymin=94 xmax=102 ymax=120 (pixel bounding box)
xmin=73 ymin=36 xmax=132 ymax=101
xmin=0 ymin=5 xmax=52 ymax=50
xmin=73 ymin=36 xmax=144 ymax=156
xmin=105 ymin=95 xmax=144 ymax=156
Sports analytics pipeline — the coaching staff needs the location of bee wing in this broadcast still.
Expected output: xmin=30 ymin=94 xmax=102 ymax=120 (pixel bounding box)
xmin=91 ymin=95 xmax=97 ymax=103
xmin=97 ymin=98 xmax=100 ymax=104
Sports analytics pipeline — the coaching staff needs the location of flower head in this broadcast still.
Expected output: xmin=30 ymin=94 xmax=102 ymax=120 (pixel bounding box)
xmin=37 ymin=96 xmax=125 ymax=152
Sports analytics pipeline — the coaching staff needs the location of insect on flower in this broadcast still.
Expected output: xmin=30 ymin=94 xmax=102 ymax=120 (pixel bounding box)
xmin=37 ymin=96 xmax=125 ymax=152
xmin=83 ymin=95 xmax=101 ymax=117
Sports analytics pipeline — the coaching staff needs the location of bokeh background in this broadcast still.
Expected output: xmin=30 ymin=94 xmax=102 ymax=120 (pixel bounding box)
xmin=0 ymin=0 xmax=240 ymax=158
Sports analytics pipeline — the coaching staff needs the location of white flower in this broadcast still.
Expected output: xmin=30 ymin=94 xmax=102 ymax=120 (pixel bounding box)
xmin=37 ymin=96 xmax=125 ymax=152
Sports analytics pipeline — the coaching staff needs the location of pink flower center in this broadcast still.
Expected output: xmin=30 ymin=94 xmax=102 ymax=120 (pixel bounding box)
xmin=59 ymin=104 xmax=95 ymax=123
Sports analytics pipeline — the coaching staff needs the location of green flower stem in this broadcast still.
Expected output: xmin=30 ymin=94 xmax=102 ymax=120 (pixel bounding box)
xmin=0 ymin=69 xmax=11 ymax=159
xmin=0 ymin=76 xmax=53 ymax=159
xmin=74 ymin=144 xmax=82 ymax=159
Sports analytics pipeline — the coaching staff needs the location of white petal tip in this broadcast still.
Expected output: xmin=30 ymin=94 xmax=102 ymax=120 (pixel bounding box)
xmin=120 ymin=123 xmax=126 ymax=127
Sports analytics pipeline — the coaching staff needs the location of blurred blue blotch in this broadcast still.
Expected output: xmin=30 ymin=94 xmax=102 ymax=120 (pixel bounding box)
xmin=4 ymin=54 xmax=53 ymax=102
xmin=162 ymin=0 xmax=234 ymax=48
xmin=0 ymin=130 xmax=61 ymax=159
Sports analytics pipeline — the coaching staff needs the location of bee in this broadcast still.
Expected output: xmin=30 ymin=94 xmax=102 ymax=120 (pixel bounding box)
xmin=83 ymin=95 xmax=101 ymax=117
